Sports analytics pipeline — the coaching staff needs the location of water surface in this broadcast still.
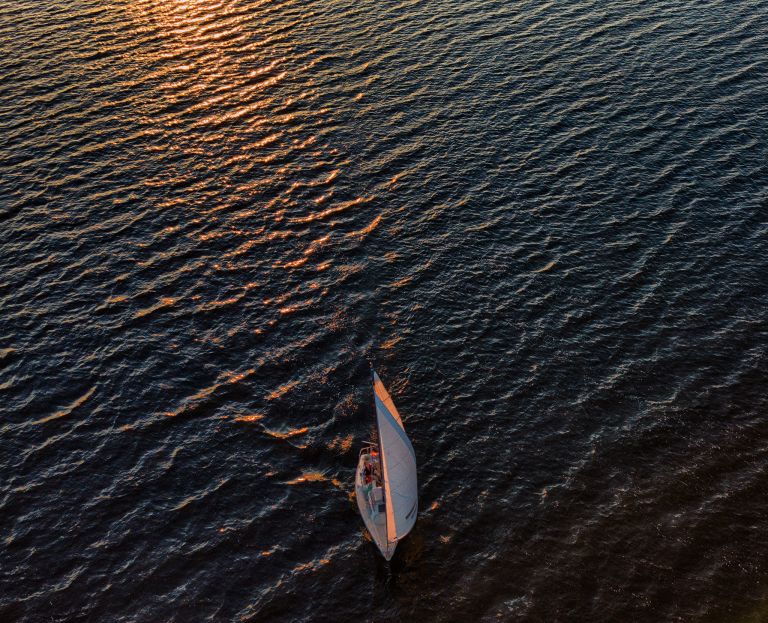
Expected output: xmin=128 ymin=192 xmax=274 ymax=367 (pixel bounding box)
xmin=1 ymin=0 xmax=768 ymax=621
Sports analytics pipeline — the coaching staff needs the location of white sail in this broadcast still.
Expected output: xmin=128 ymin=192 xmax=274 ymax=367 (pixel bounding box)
xmin=373 ymin=371 xmax=418 ymax=543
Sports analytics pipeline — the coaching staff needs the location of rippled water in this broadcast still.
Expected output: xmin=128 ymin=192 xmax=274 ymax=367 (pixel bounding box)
xmin=2 ymin=0 xmax=768 ymax=621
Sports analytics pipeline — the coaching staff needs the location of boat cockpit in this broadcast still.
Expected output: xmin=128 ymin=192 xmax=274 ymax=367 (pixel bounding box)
xmin=358 ymin=444 xmax=386 ymax=522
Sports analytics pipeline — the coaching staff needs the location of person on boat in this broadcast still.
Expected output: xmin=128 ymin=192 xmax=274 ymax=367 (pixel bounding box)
xmin=363 ymin=463 xmax=372 ymax=484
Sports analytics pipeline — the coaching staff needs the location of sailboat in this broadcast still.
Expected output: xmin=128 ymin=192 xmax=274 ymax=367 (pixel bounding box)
xmin=355 ymin=369 xmax=418 ymax=560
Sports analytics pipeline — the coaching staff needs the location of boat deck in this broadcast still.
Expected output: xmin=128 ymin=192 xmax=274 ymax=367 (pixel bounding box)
xmin=355 ymin=447 xmax=396 ymax=560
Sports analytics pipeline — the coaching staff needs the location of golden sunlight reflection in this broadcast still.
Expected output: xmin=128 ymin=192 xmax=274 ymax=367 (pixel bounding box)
xmin=264 ymin=426 xmax=309 ymax=440
xmin=232 ymin=413 xmax=265 ymax=423
xmin=285 ymin=471 xmax=342 ymax=488
xmin=121 ymin=0 xmax=323 ymax=200
xmin=163 ymin=368 xmax=255 ymax=417
xmin=285 ymin=471 xmax=327 ymax=485
xmin=293 ymin=558 xmax=331 ymax=573
xmin=328 ymin=434 xmax=354 ymax=453
xmin=113 ymin=0 xmax=383 ymax=365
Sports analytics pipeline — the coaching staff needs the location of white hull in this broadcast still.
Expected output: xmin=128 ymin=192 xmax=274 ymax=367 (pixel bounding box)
xmin=356 ymin=370 xmax=417 ymax=560
xmin=355 ymin=450 xmax=397 ymax=560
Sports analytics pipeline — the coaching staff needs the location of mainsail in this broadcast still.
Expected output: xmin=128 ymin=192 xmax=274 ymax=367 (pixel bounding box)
xmin=373 ymin=371 xmax=418 ymax=544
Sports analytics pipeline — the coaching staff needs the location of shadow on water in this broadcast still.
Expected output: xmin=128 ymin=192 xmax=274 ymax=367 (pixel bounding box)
xmin=367 ymin=530 xmax=427 ymax=621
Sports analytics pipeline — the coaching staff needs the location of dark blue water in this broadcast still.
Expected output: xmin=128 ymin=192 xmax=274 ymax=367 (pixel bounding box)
xmin=2 ymin=0 xmax=767 ymax=621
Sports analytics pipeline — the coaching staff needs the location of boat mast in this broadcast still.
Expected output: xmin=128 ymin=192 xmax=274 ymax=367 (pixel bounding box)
xmin=370 ymin=365 xmax=377 ymax=443
xmin=371 ymin=366 xmax=392 ymax=546
xmin=371 ymin=366 xmax=381 ymax=461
